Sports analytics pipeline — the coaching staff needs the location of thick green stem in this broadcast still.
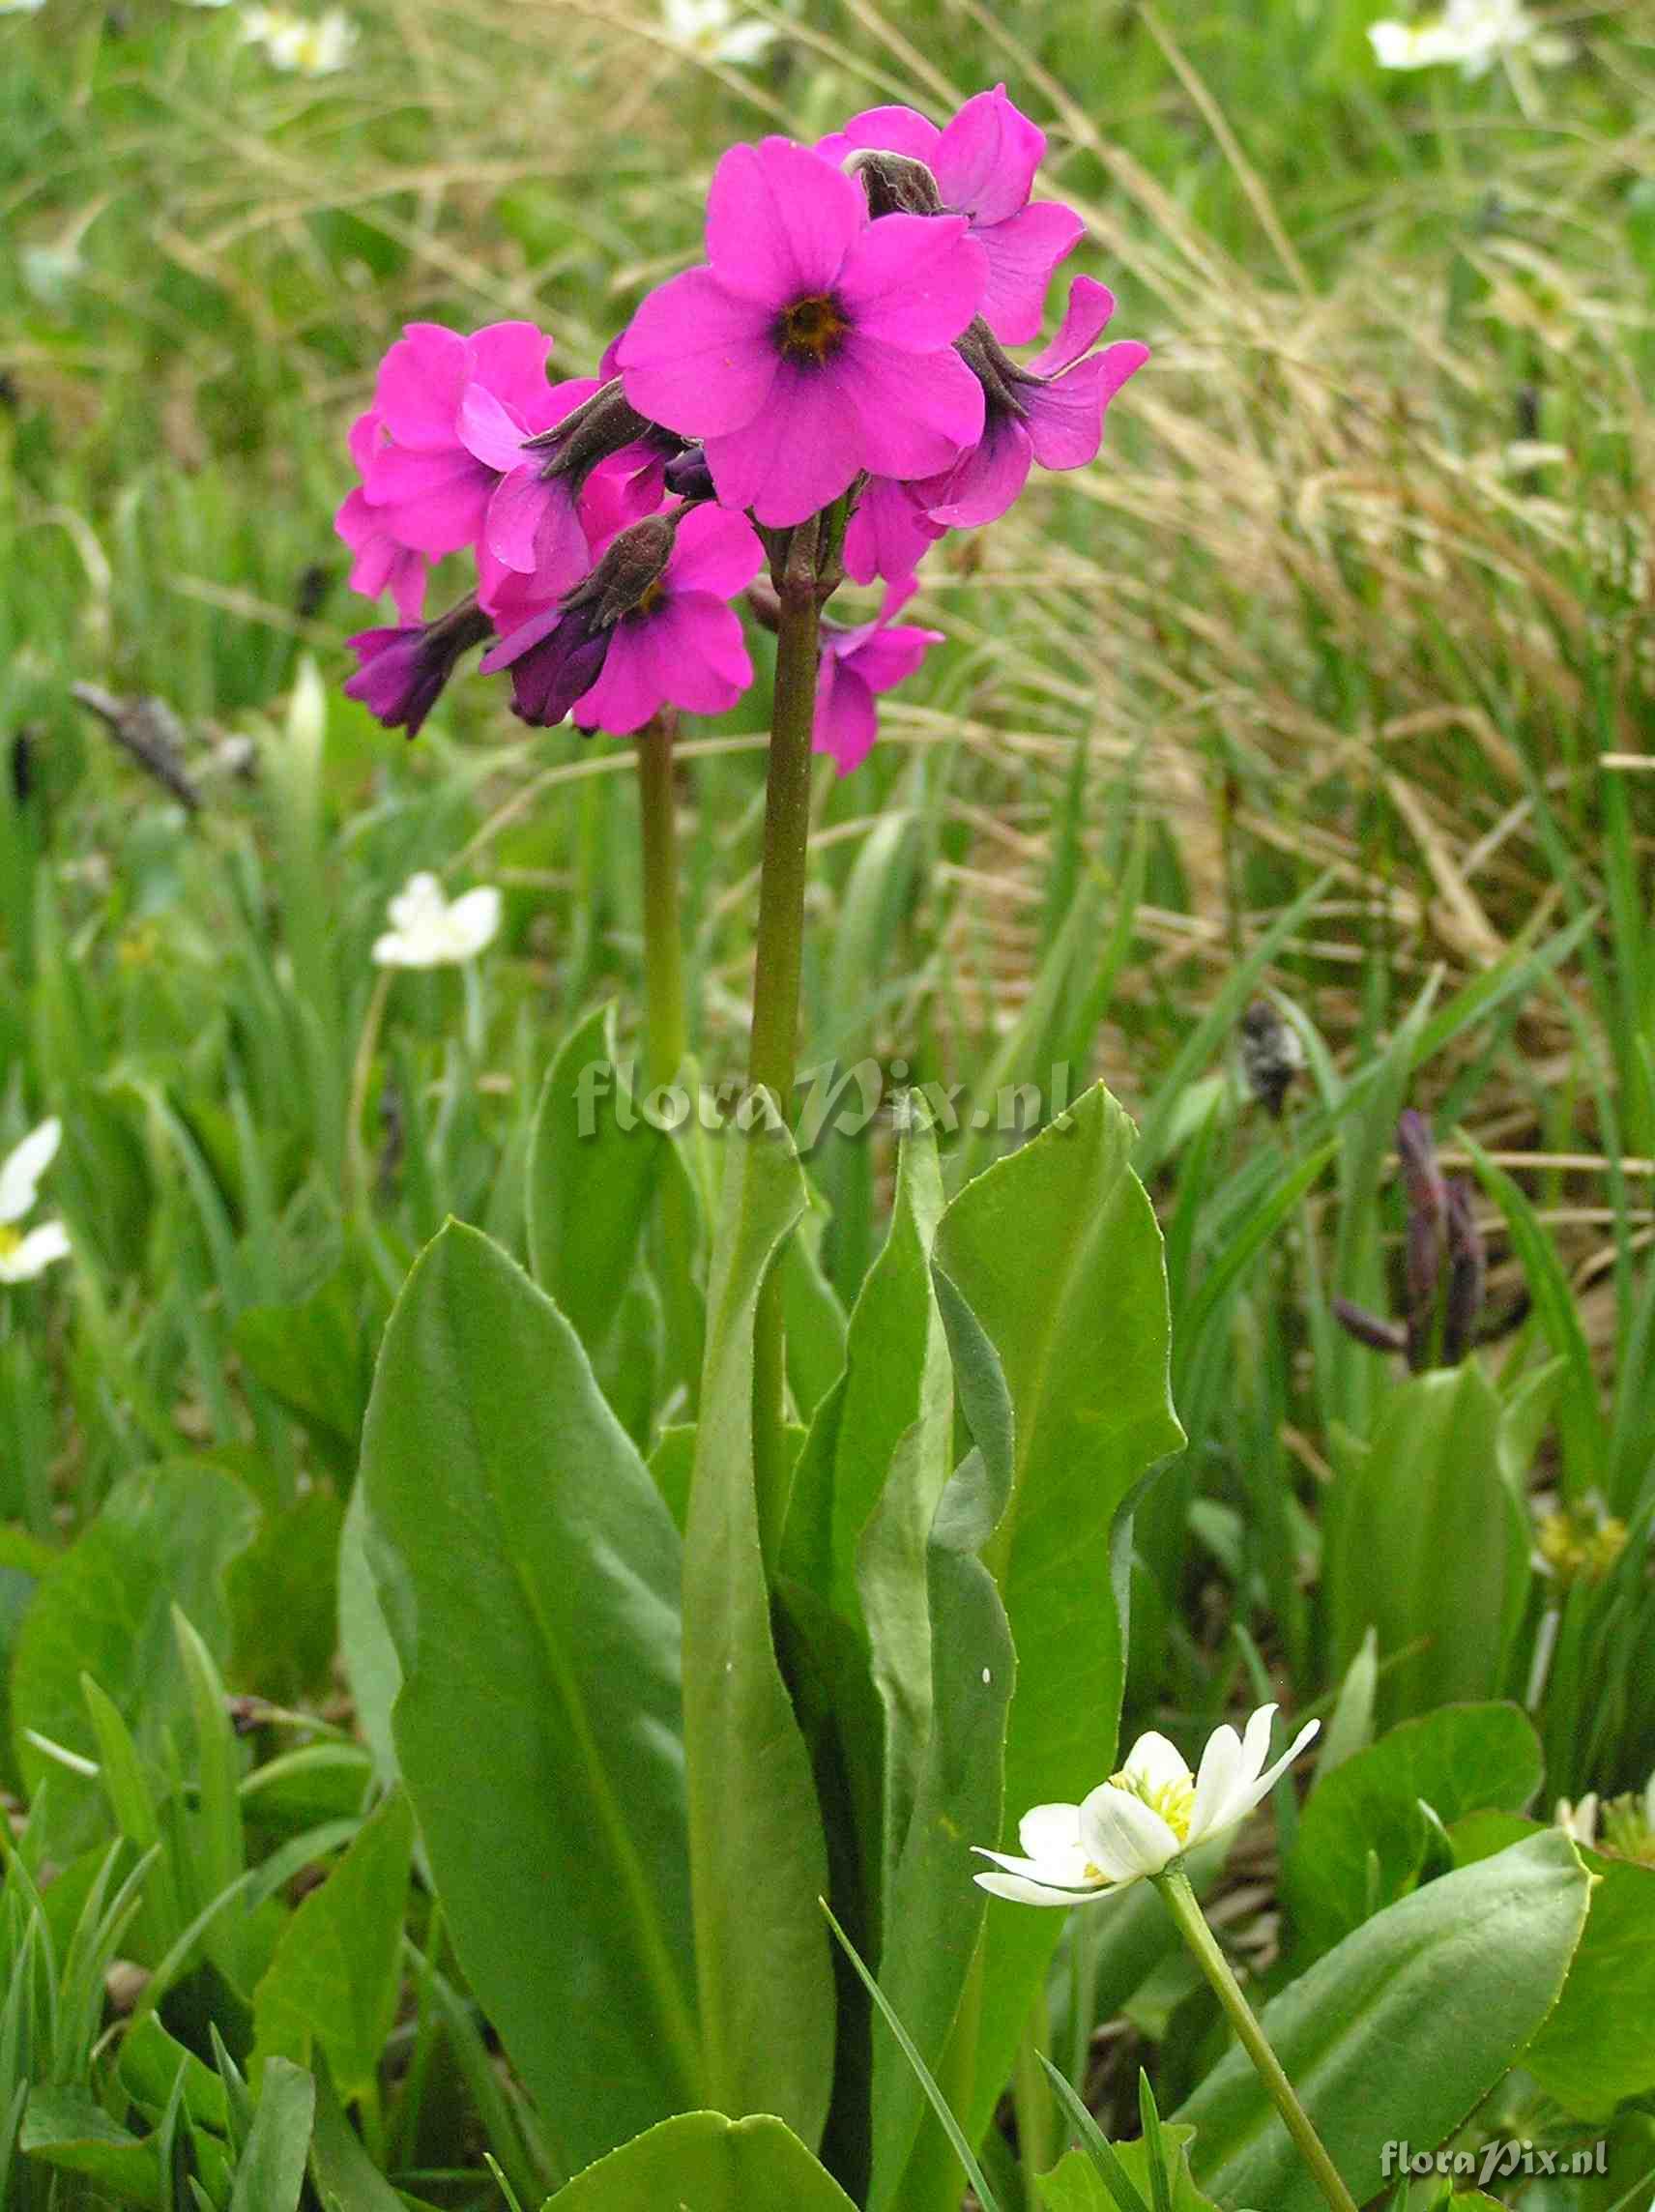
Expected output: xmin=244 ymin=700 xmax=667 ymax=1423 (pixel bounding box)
xmin=637 ymin=711 xmax=687 ymax=1090
xmin=1154 ymin=1864 xmax=1359 ymax=2212
xmin=748 ymin=517 xmax=824 ymax=1558
xmin=637 ymin=709 xmax=704 ymax=1405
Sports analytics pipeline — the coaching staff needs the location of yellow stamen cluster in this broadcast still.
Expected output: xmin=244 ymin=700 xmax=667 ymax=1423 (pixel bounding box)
xmin=0 ymin=1226 xmax=19 ymax=1261
xmin=778 ymin=294 xmax=848 ymax=364
xmin=1535 ymin=1502 xmax=1627 ymax=1586
xmin=1110 ymin=1765 xmax=1195 ymax=1843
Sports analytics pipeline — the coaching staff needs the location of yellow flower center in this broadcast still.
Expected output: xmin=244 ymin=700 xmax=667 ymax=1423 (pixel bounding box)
xmin=0 ymin=1226 xmax=19 ymax=1260
xmin=777 ymin=294 xmax=848 ymax=364
xmin=1536 ymin=1503 xmax=1627 ymax=1586
xmin=629 ymin=576 xmax=666 ymax=620
xmin=1109 ymin=1766 xmax=1195 ymax=1843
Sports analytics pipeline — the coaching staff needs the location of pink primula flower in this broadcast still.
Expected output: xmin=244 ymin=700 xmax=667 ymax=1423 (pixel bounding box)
xmin=616 ymin=136 xmax=987 ymax=529
xmin=917 ymin=277 xmax=1148 ymax=529
xmin=814 ymin=577 xmax=943 ymax=775
xmin=335 ymin=411 xmax=428 ymax=621
xmin=481 ymin=504 xmax=763 ymax=735
xmin=819 ymin=85 xmax=1083 ymax=343
xmin=358 ymin=320 xmax=566 ymax=559
xmin=843 ymin=474 xmax=946 ymax=587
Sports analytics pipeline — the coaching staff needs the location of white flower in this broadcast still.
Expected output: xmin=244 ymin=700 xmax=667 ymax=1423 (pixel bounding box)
xmin=0 ymin=0 xmax=49 ymax=15
xmin=974 ymin=1704 xmax=1320 ymax=1907
xmin=1369 ymin=0 xmax=1569 ymax=75
xmin=241 ymin=5 xmax=358 ymax=73
xmin=0 ymin=1120 xmax=72 ymax=1284
xmin=1554 ymin=1793 xmax=1598 ymax=1847
xmin=372 ymin=873 xmax=502 ymax=970
xmin=661 ymin=0 xmax=774 ymax=65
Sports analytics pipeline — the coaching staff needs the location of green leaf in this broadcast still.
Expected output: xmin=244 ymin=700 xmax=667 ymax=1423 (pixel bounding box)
xmin=867 ymin=1436 xmax=1013 ymax=2210
xmin=12 ymin=1461 xmax=260 ymax=1853
xmin=233 ymin=1267 xmax=374 ymax=1468
xmin=229 ymin=1488 xmax=345 ymax=1706
xmin=1524 ymin=1847 xmax=1655 ymax=2117
xmin=1285 ymin=1703 xmax=1542 ymax=1962
xmin=336 ymin=1480 xmax=401 ymax=1791
xmin=20 ymin=2086 xmax=162 ymax=2207
xmin=1327 ymin=1366 xmax=1531 ymax=1727
xmin=310 ymin=2063 xmax=421 ymax=2210
xmin=682 ymin=1124 xmax=834 ymax=2147
xmin=527 ymin=1003 xmax=660 ymax=1374
xmin=539 ymin=2110 xmax=858 ymax=2209
xmin=1036 ymin=2120 xmax=1216 ymax=2212
xmin=229 ymin=2056 xmax=315 ymax=2212
xmin=931 ymin=1084 xmax=1183 ymax=2153
xmin=252 ymin=1790 xmax=413 ymax=2104
xmin=1177 ymin=1830 xmax=1590 ymax=2212
xmin=360 ymin=1220 xmax=698 ymax=2173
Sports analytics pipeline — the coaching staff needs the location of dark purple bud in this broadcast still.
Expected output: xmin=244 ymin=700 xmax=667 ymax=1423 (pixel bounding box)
xmin=1440 ymin=1179 xmax=1487 ymax=1365
xmin=505 ymin=614 xmax=612 ymax=728
xmin=343 ymin=597 xmax=492 ymax=738
xmin=521 ymin=376 xmax=658 ymax=488
xmin=663 ymin=444 xmax=716 ymax=503
xmin=1333 ymin=1297 xmax=1408 ymax=1356
xmin=848 ymin=149 xmax=944 ymax=218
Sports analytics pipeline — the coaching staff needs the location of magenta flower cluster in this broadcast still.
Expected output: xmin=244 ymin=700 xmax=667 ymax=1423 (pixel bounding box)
xmin=338 ymin=84 xmax=1146 ymax=770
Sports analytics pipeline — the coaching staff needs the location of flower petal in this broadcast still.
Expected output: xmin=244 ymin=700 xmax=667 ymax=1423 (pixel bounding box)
xmin=1024 ymin=340 xmax=1147 ymax=472
xmin=0 ymin=1119 xmax=61 ymax=1226
xmin=814 ymin=661 xmax=878 ymax=775
xmin=842 ymin=334 xmax=984 ymax=481
xmin=1234 ymin=1718 xmax=1321 ymax=1825
xmin=1026 ymin=275 xmax=1118 ymax=379
xmin=1119 ymin=1732 xmax=1193 ymax=1798
xmin=653 ymin=595 xmax=754 ymax=713
xmin=703 ymin=362 xmax=866 ymax=527
xmin=663 ymin=503 xmax=767 ymax=597
xmin=1079 ymin=1784 xmax=1182 ymax=1881
xmin=933 ymin=83 xmax=1045 ymax=226
xmin=838 ymin=213 xmax=984 ymax=348
xmin=1189 ymin=1724 xmax=1246 ymax=1844
xmin=617 ymin=269 xmax=778 ymax=439
xmin=918 ymin=415 xmax=1031 ymax=527
xmin=373 ymin=321 xmax=471 ymax=448
xmin=458 ymin=384 xmax=530 ymax=474
xmin=974 ymin=1869 xmax=1100 ymax=1907
xmin=1017 ymin=1802 xmax=1085 ymax=1861
xmin=0 ymin=1221 xmax=71 ymax=1281
xmin=818 ymin=104 xmax=941 ymax=170
xmin=706 ymin=135 xmax=864 ymax=303
xmin=978 ymin=200 xmax=1088 ymax=344
xmin=443 ymin=887 xmax=502 ymax=958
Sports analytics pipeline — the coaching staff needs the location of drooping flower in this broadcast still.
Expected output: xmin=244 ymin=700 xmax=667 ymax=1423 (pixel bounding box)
xmin=820 ymin=85 xmax=1083 ymax=344
xmin=661 ymin=0 xmax=774 ymax=65
xmin=372 ymin=873 xmax=502 ymax=969
xmin=343 ymin=599 xmax=493 ymax=737
xmin=482 ymin=503 xmax=762 ymax=735
xmin=814 ymin=578 xmax=943 ymax=775
xmin=0 ymin=1120 xmax=71 ymax=1284
xmin=916 ymin=278 xmax=1148 ymax=529
xmin=843 ymin=475 xmax=945 ymax=586
xmin=973 ymin=1704 xmax=1319 ymax=1906
xmin=616 ymin=135 xmax=987 ymax=529
xmin=356 ymin=321 xmax=565 ymax=561
xmin=1369 ymin=0 xmax=1569 ymax=74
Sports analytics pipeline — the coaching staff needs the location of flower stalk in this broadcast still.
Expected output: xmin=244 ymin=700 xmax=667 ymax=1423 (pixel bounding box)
xmin=637 ymin=710 xmax=687 ymax=1090
xmin=1151 ymin=1862 xmax=1359 ymax=2212
xmin=747 ymin=512 xmax=827 ymax=1557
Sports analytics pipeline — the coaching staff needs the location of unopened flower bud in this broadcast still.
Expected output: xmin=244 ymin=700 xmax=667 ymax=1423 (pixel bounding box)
xmin=663 ymin=443 xmax=717 ymax=502
xmin=565 ymin=513 xmax=680 ymax=629
xmin=344 ymin=597 xmax=493 ymax=738
xmin=848 ymin=148 xmax=945 ymax=218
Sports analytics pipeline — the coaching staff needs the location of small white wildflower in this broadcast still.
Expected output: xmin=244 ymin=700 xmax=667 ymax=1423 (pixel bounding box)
xmin=661 ymin=0 xmax=774 ymax=66
xmin=0 ymin=1120 xmax=72 ymax=1284
xmin=1370 ymin=0 xmax=1569 ymax=75
xmin=242 ymin=5 xmax=358 ymax=73
xmin=1554 ymin=1793 xmax=1599 ymax=1848
xmin=372 ymin=873 xmax=502 ymax=970
xmin=974 ymin=1704 xmax=1319 ymax=1906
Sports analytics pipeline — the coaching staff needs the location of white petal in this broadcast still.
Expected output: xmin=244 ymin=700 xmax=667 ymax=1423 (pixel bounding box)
xmin=0 ymin=1119 xmax=61 ymax=1226
xmin=1118 ymin=1731 xmax=1192 ymax=1798
xmin=1018 ymin=1802 xmax=1083 ymax=1860
xmin=1225 ymin=1717 xmax=1321 ymax=1832
xmin=974 ymin=1869 xmax=1111 ymax=1908
xmin=387 ymin=873 xmax=444 ymax=933
xmin=0 ymin=1221 xmax=70 ymax=1281
xmin=443 ymin=886 xmax=502 ymax=960
xmin=1079 ymin=1784 xmax=1182 ymax=1880
xmin=372 ymin=930 xmax=423 ymax=969
xmin=1188 ymin=1724 xmax=1245 ymax=1844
